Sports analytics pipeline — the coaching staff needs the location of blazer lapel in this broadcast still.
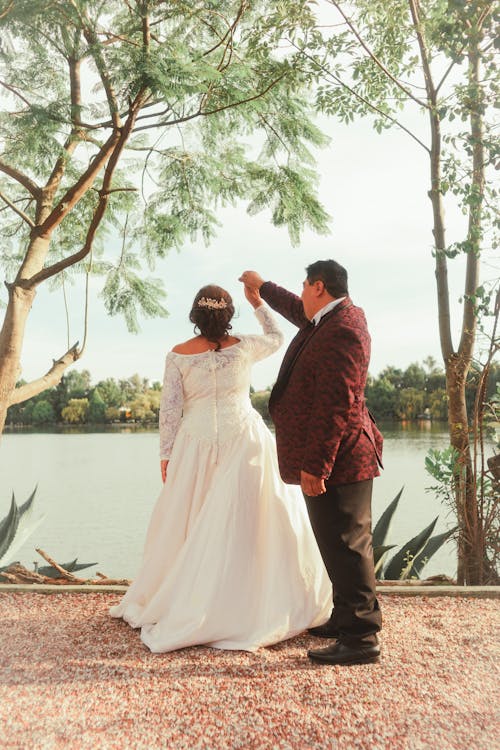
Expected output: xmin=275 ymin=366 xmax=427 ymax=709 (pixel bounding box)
xmin=270 ymin=297 xmax=352 ymax=407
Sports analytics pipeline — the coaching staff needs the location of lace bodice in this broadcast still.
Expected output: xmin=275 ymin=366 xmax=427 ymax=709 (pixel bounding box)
xmin=159 ymin=305 xmax=283 ymax=459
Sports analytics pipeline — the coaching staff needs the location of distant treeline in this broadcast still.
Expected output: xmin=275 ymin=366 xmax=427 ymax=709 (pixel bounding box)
xmin=6 ymin=357 xmax=499 ymax=426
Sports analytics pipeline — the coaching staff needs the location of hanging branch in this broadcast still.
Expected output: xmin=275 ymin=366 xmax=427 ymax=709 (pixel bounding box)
xmin=0 ymin=190 xmax=35 ymax=227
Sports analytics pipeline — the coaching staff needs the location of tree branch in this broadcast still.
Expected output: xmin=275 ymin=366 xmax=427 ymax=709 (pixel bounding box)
xmin=0 ymin=190 xmax=35 ymax=227
xmin=0 ymin=79 xmax=32 ymax=107
xmin=28 ymin=92 xmax=147 ymax=285
xmin=134 ymin=73 xmax=288 ymax=133
xmin=8 ymin=343 xmax=81 ymax=405
xmin=0 ymin=1 xmax=14 ymax=21
xmin=36 ymin=129 xmax=121 ymax=238
xmin=326 ymin=0 xmax=430 ymax=109
xmin=45 ymin=54 xmax=84 ymax=196
xmin=459 ymin=31 xmax=485 ymax=357
xmin=0 ymin=160 xmax=41 ymax=199
xmin=292 ymin=43 xmax=430 ymax=153
xmin=80 ymin=7 xmax=121 ymax=128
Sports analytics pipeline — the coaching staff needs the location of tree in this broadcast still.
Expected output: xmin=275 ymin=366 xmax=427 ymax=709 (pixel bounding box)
xmin=365 ymin=376 xmax=397 ymax=419
xmin=63 ymin=370 xmax=92 ymax=400
xmin=87 ymin=388 xmax=106 ymax=423
xmin=61 ymin=397 xmax=88 ymax=424
xmin=250 ymin=390 xmax=272 ymax=421
xmin=301 ymin=0 xmax=497 ymax=582
xmin=94 ymin=378 xmax=122 ymax=409
xmin=396 ymin=388 xmax=426 ymax=421
xmin=0 ymin=0 xmax=329 ymax=435
xmin=401 ymin=363 xmax=426 ymax=391
xmin=31 ymin=399 xmax=56 ymax=425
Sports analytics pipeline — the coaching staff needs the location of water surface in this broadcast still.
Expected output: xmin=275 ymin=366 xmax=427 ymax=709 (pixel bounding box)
xmin=0 ymin=422 xmax=458 ymax=579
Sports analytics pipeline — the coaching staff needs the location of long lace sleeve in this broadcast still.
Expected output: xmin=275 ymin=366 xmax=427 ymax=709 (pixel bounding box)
xmin=243 ymin=304 xmax=284 ymax=362
xmin=159 ymin=353 xmax=184 ymax=460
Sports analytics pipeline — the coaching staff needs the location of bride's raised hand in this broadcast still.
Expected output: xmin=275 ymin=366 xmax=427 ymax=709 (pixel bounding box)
xmin=243 ymin=284 xmax=262 ymax=309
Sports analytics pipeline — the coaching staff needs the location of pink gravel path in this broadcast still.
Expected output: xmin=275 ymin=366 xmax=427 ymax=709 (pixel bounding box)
xmin=0 ymin=593 xmax=498 ymax=749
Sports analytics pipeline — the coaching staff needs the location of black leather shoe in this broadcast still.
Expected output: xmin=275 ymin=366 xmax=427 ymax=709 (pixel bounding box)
xmin=307 ymin=641 xmax=380 ymax=666
xmin=307 ymin=622 xmax=339 ymax=639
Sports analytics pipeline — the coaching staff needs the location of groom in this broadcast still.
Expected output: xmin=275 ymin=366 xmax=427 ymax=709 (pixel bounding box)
xmin=240 ymin=260 xmax=383 ymax=666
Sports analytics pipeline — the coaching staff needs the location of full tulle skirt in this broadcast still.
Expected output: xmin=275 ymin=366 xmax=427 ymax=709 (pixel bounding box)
xmin=109 ymin=413 xmax=332 ymax=652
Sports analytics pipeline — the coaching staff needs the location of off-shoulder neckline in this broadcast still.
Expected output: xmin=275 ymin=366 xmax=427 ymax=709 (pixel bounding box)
xmin=169 ymin=337 xmax=243 ymax=358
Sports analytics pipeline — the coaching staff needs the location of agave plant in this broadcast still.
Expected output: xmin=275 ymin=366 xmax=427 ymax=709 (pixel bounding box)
xmin=0 ymin=487 xmax=98 ymax=577
xmin=0 ymin=487 xmax=45 ymax=568
xmin=373 ymin=486 xmax=457 ymax=580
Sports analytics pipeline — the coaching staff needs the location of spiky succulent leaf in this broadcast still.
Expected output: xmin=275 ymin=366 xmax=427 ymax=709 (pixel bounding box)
xmin=0 ymin=494 xmax=20 ymax=562
xmin=373 ymin=544 xmax=397 ymax=577
xmin=410 ymin=526 xmax=458 ymax=579
xmin=372 ymin=486 xmax=404 ymax=548
xmin=384 ymin=517 xmax=439 ymax=580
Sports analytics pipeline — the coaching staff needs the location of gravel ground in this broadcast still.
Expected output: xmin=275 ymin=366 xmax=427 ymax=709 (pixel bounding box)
xmin=0 ymin=593 xmax=498 ymax=750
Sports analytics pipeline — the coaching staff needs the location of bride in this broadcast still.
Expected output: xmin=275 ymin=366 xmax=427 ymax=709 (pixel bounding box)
xmin=110 ymin=282 xmax=331 ymax=652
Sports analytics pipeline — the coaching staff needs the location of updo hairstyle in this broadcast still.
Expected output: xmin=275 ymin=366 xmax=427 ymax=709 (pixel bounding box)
xmin=189 ymin=284 xmax=235 ymax=350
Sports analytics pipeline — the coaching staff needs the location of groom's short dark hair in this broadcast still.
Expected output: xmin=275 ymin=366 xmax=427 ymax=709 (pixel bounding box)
xmin=306 ymin=259 xmax=348 ymax=298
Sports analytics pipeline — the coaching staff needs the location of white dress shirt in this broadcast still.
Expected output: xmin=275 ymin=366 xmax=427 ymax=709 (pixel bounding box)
xmin=312 ymin=297 xmax=346 ymax=326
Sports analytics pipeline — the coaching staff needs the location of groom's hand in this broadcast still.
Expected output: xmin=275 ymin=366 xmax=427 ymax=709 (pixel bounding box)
xmin=301 ymin=470 xmax=326 ymax=497
xmin=238 ymin=270 xmax=265 ymax=290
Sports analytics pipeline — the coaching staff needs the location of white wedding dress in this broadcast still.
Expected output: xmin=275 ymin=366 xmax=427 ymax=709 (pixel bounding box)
xmin=110 ymin=305 xmax=332 ymax=652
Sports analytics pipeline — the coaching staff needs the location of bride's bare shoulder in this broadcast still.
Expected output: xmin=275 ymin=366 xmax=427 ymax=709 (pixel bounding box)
xmin=171 ymin=337 xmax=201 ymax=355
xmin=171 ymin=335 xmax=241 ymax=355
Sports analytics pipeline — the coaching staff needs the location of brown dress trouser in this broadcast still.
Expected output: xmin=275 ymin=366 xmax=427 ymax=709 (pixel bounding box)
xmin=303 ymin=478 xmax=382 ymax=647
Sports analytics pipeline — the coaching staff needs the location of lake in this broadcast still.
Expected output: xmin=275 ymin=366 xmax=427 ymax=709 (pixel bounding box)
xmin=0 ymin=422 xmax=458 ymax=580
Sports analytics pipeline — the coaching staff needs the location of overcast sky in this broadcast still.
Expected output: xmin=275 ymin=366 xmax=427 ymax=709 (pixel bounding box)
xmin=14 ymin=106 xmax=494 ymax=392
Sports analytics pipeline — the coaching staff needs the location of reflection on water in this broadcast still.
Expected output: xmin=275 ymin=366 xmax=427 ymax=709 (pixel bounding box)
xmin=0 ymin=423 xmax=458 ymax=579
xmin=4 ymin=423 xmax=156 ymax=435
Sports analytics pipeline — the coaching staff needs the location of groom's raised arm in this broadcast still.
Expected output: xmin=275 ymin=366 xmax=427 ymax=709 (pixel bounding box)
xmin=239 ymin=271 xmax=309 ymax=329
xmin=260 ymin=282 xmax=309 ymax=329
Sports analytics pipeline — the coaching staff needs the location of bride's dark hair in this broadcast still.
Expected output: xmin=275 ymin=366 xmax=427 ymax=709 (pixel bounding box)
xmin=189 ymin=284 xmax=235 ymax=350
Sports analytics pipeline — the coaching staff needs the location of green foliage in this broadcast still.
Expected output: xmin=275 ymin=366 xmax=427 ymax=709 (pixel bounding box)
xmin=0 ymin=0 xmax=330 ymax=338
xmin=366 ymin=358 xmax=499 ymax=421
xmin=383 ymin=517 xmax=439 ymax=580
xmin=372 ymin=486 xmax=404 ymax=573
xmin=94 ymin=378 xmax=122 ymax=409
xmin=31 ymin=399 xmax=56 ymax=425
xmin=373 ymin=486 xmax=457 ymax=580
xmin=425 ymin=445 xmax=462 ymax=509
xmin=250 ymin=390 xmax=272 ymax=421
xmin=61 ymin=397 xmax=89 ymax=424
xmin=6 ymin=357 xmax=497 ymax=427
xmin=0 ymin=487 xmax=45 ymax=567
xmin=87 ymin=388 xmax=106 ymax=423
xmin=7 ymin=370 xmax=165 ymax=425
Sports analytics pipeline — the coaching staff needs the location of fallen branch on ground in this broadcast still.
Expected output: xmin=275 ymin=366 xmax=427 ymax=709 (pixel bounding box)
xmin=0 ymin=549 xmax=131 ymax=585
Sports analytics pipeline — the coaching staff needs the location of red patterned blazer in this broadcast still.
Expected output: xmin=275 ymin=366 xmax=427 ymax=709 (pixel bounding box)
xmin=260 ymin=282 xmax=383 ymax=486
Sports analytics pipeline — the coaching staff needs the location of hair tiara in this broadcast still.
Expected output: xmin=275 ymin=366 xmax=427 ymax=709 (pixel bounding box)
xmin=197 ymin=296 xmax=228 ymax=310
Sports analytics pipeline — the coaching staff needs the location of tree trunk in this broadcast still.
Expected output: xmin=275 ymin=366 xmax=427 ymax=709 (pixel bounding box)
xmin=0 ymin=281 xmax=37 ymax=435
xmin=445 ymin=356 xmax=482 ymax=584
xmin=431 ymin=27 xmax=485 ymax=584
